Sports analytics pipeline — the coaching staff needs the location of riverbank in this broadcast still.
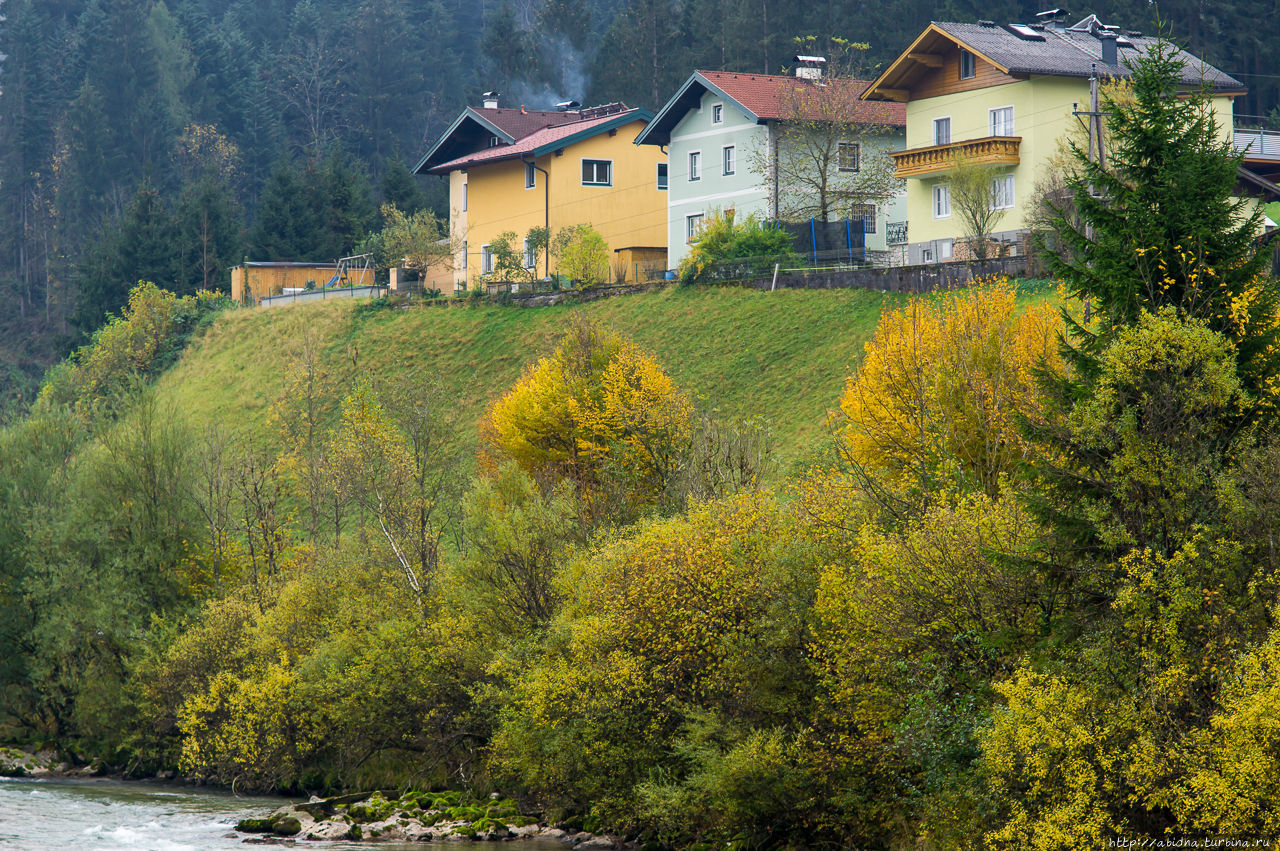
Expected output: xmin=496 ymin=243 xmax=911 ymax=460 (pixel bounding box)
xmin=2 ymin=746 xmax=630 ymax=848
xmin=238 ymin=789 xmax=630 ymax=847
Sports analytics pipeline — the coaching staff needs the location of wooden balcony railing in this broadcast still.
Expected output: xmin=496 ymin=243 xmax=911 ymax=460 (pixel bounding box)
xmin=891 ymin=136 xmax=1021 ymax=178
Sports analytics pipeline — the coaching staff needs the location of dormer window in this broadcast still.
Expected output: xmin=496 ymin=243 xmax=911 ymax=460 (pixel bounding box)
xmin=960 ymin=50 xmax=976 ymax=80
xmin=488 ymin=135 xmax=500 ymax=147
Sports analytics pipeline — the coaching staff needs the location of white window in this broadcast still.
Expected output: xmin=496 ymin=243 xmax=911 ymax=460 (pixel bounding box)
xmin=991 ymin=173 xmax=1015 ymax=209
xmin=940 ymin=239 xmax=954 ymax=260
xmin=960 ymin=50 xmax=976 ymax=80
xmin=711 ymin=103 xmax=724 ymax=124
xmin=689 ymin=151 xmax=701 ymax=181
xmin=989 ymin=106 xmax=1014 ymax=137
xmin=481 ymin=245 xmax=493 ymax=274
xmin=922 ymin=247 xmax=934 ymax=263
xmin=581 ymin=159 xmax=611 ymax=185
xmin=838 ymin=141 xmax=860 ymax=172
xmin=722 ymin=145 xmax=735 ymax=175
xmin=657 ymin=162 xmax=668 ymax=190
xmin=934 ymin=117 xmax=951 ymax=146
xmin=851 ymin=203 xmax=876 ymax=233
xmin=525 ymin=162 xmax=536 ymax=188
xmin=523 ymin=237 xmax=535 ymax=269
xmin=488 ymin=135 xmax=500 ymax=147
xmin=461 ymin=241 xmax=467 ymax=270
xmin=933 ymin=184 xmax=951 ymax=218
xmin=462 ymin=182 xmax=467 ymax=211
xmin=686 ymin=213 xmax=704 ymax=243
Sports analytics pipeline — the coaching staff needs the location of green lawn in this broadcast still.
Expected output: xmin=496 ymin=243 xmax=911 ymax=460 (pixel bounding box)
xmin=159 ymin=285 xmax=898 ymax=472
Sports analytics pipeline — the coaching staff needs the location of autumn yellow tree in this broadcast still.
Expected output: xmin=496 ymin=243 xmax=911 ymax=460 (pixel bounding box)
xmin=839 ymin=276 xmax=1061 ymax=497
xmin=481 ymin=320 xmax=692 ymax=520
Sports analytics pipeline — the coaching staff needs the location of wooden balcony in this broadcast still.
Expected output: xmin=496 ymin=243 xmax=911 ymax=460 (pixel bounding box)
xmin=891 ymin=136 xmax=1021 ymax=178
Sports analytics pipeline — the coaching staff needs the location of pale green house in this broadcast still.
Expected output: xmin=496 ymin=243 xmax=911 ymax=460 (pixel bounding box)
xmin=636 ymin=68 xmax=907 ymax=267
xmin=862 ymin=13 xmax=1247 ymax=264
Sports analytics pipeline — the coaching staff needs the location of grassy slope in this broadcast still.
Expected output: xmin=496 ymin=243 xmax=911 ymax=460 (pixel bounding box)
xmin=158 ymin=285 xmax=897 ymax=472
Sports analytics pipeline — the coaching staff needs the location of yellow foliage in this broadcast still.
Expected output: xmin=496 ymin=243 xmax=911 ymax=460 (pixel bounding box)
xmin=1167 ymin=628 xmax=1280 ymax=834
xmin=981 ymin=670 xmax=1135 ymax=849
xmin=838 ymin=276 xmax=1061 ymax=495
xmin=481 ymin=321 xmax=692 ymax=516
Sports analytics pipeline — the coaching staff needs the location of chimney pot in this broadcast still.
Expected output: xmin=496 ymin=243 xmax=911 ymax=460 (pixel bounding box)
xmin=1100 ymin=31 xmax=1117 ymax=65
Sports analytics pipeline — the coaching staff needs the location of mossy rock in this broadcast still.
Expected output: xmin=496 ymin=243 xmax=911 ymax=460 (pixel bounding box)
xmin=423 ymin=812 xmax=445 ymax=826
xmin=346 ymin=824 xmax=363 ymax=841
xmin=510 ymin=815 xmax=538 ymax=827
xmin=486 ymin=804 xmax=517 ymax=818
xmin=454 ymin=825 xmax=478 ymax=838
xmin=234 ymin=817 xmax=275 ymax=833
xmin=272 ymin=816 xmax=302 ymax=836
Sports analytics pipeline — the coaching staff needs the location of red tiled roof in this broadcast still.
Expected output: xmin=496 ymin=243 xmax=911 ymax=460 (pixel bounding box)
xmin=429 ymin=109 xmax=645 ymax=173
xmin=696 ymin=71 xmax=906 ymax=126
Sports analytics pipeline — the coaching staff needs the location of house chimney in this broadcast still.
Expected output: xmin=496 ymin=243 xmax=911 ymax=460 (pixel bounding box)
xmin=482 ymin=91 xmax=500 ymax=109
xmin=1099 ymin=31 xmax=1117 ymax=65
xmin=794 ymin=55 xmax=826 ymax=81
xmin=1035 ymin=8 xmax=1067 ymax=31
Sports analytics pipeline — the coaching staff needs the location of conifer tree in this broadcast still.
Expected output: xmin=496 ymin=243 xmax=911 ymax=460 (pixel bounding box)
xmin=1045 ymin=39 xmax=1276 ymax=388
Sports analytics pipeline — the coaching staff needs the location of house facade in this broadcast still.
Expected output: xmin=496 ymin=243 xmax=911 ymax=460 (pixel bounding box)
xmin=863 ymin=14 xmax=1246 ymax=264
xmin=636 ymin=70 xmax=907 ymax=267
xmin=415 ymin=98 xmax=667 ymax=291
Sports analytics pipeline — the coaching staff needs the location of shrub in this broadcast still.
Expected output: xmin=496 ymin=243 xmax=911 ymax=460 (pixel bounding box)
xmin=677 ymin=209 xmax=795 ymax=284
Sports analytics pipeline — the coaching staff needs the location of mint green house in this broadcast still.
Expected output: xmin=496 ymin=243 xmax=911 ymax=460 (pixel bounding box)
xmin=636 ymin=69 xmax=907 ymax=267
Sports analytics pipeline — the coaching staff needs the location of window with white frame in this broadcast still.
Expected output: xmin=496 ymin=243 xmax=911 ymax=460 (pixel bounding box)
xmin=960 ymin=50 xmax=976 ymax=80
xmin=991 ymin=173 xmax=1015 ymax=209
xmin=525 ymin=161 xmax=536 ymax=188
xmin=657 ymin=162 xmax=668 ymax=190
xmin=933 ymin=117 xmax=951 ymax=146
xmin=851 ymin=203 xmax=876 ymax=233
xmin=461 ymin=241 xmax=467 ymax=270
xmin=838 ymin=141 xmax=860 ymax=172
xmin=581 ymin=159 xmax=612 ymax=185
xmin=523 ymin=237 xmax=535 ymax=269
xmin=689 ymin=150 xmax=701 ymax=181
xmin=722 ymin=145 xmax=735 ymax=175
xmin=686 ymin=213 xmax=704 ymax=243
xmin=933 ymin=183 xmax=951 ymax=218
xmin=711 ymin=103 xmax=724 ymax=124
xmin=940 ymin=239 xmax=954 ymax=260
xmin=989 ymin=106 xmax=1014 ymax=137
xmin=481 ymin=244 xmax=493 ymax=274
xmin=462 ymin=182 xmax=467 ymax=211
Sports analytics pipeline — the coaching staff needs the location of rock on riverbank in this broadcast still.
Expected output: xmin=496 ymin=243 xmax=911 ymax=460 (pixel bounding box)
xmin=235 ymin=789 xmax=627 ymax=847
xmin=0 ymin=746 xmax=71 ymax=777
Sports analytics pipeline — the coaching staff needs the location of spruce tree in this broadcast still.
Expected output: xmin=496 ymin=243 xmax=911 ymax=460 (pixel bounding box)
xmin=1045 ymin=39 xmax=1277 ymax=390
xmin=248 ymin=155 xmax=323 ymax=260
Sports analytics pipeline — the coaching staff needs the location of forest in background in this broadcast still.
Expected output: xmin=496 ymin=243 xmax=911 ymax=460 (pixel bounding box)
xmin=0 ymin=0 xmax=1277 ymax=411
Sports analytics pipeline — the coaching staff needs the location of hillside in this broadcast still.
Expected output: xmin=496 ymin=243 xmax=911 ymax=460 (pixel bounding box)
xmin=158 ymin=285 xmax=896 ymax=472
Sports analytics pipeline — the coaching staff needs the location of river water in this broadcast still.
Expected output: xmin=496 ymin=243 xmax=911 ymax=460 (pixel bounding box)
xmin=0 ymin=776 xmax=566 ymax=851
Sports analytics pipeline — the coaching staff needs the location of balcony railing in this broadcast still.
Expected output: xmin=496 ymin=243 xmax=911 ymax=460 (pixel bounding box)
xmin=891 ymin=136 xmax=1021 ymax=178
xmin=1235 ymin=128 xmax=1280 ymax=162
xmin=886 ymin=221 xmax=908 ymax=245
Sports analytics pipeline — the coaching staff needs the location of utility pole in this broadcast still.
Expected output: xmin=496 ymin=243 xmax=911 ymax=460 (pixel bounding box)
xmin=1072 ymin=63 xmax=1110 ymax=324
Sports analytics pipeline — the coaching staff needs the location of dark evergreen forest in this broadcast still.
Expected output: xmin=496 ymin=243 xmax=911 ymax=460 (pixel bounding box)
xmin=0 ymin=0 xmax=1274 ymax=408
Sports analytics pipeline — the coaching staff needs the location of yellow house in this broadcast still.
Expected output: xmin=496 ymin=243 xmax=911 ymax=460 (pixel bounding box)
xmin=863 ymin=13 xmax=1248 ymax=264
xmin=414 ymin=97 xmax=668 ymax=291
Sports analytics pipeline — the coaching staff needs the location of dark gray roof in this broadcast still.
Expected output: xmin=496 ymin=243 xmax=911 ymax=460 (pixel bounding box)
xmin=935 ymin=20 xmax=1244 ymax=92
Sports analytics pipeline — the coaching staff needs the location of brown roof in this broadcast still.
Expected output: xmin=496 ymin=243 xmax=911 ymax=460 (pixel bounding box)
xmin=429 ymin=109 xmax=648 ymax=173
xmin=479 ymin=107 xmax=586 ymax=140
xmin=696 ymin=71 xmax=906 ymax=125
